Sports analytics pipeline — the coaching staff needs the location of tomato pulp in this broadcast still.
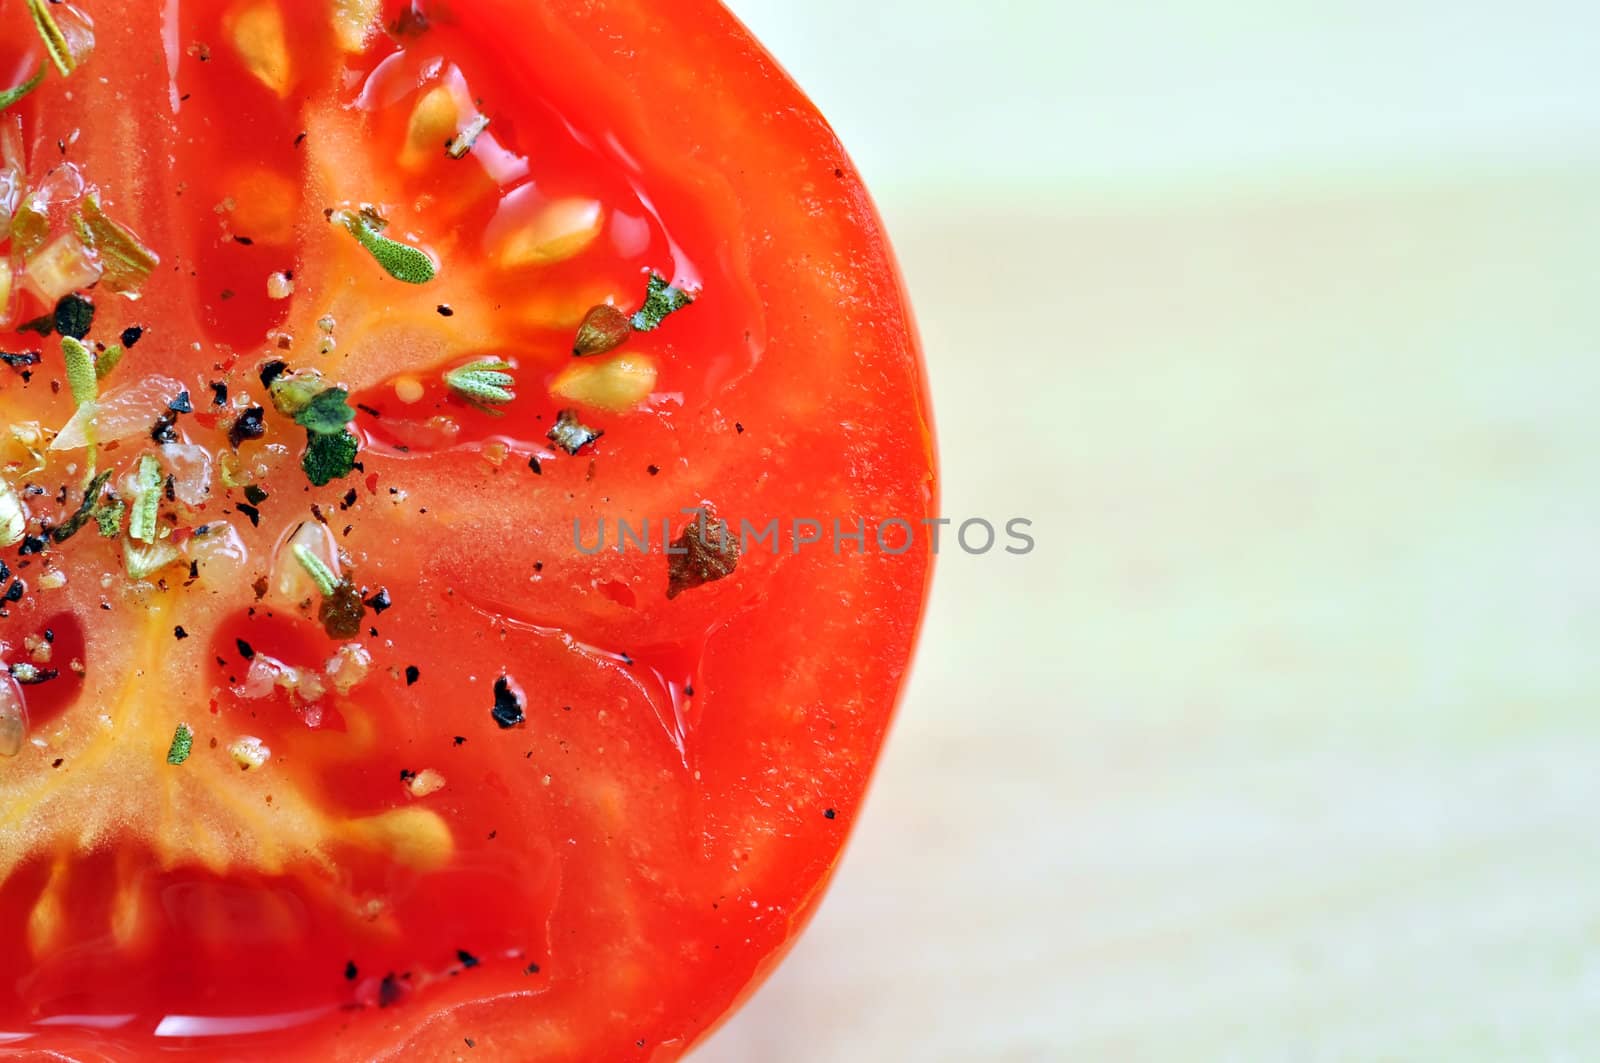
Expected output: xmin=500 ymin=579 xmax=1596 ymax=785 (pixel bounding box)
xmin=0 ymin=0 xmax=935 ymax=1058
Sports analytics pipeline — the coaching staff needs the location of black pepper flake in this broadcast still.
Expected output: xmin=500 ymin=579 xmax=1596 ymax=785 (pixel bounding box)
xmin=340 ymin=487 xmax=358 ymax=510
xmin=824 ymin=808 xmax=837 ymax=820
xmin=437 ymin=304 xmax=454 ymax=317
xmin=456 ymin=949 xmax=480 ymax=969
xmin=399 ymin=768 xmax=416 ymax=783
xmin=465 ymin=1039 xmax=476 ymax=1049
xmin=453 ymin=735 xmax=466 ymax=746
xmin=647 ymin=464 xmax=660 ymax=476
xmin=365 ymin=587 xmax=392 ymax=614
xmin=17 ymin=536 xmax=46 ymax=557
xmin=174 ymin=625 xmax=188 ymax=639
xmin=53 ymin=293 xmax=95 ymax=340
xmin=236 ymin=502 xmax=261 ymax=527
xmin=235 ymin=638 xmax=256 ymax=660
xmin=151 ymin=411 xmax=180 ymax=444
xmin=356 ymin=403 xmax=382 ymax=418
xmin=243 ymin=484 xmax=269 ymax=506
xmin=210 ymin=381 xmax=228 ymax=405
xmin=527 ymin=455 xmax=541 ymax=475
xmin=233 ymin=235 xmax=254 ymax=246
xmin=377 ymin=973 xmax=402 ymax=1008
xmin=344 ymin=960 xmax=358 ymax=981
xmin=258 ymin=359 xmax=289 ymax=388
xmin=523 ymin=963 xmax=540 ymax=976
xmin=4 ymin=580 xmax=23 ymax=602
xmin=121 ymin=326 xmax=144 ymax=347
xmin=252 ymin=575 xmax=269 ymax=600
xmin=168 ymin=390 xmax=193 ymax=413
xmin=491 ymin=676 xmax=524 ymax=728
xmin=0 ymin=350 xmax=41 ymax=372
xmin=228 ymin=406 xmax=266 ymax=449
xmin=405 ymin=665 xmax=420 ymax=686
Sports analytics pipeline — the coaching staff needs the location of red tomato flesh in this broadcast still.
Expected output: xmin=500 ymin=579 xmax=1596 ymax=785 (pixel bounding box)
xmin=0 ymin=0 xmax=934 ymax=1058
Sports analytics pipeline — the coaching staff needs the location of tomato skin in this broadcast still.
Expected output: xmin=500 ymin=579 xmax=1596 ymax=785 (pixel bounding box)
xmin=351 ymin=7 xmax=936 ymax=1060
xmin=0 ymin=0 xmax=934 ymax=1057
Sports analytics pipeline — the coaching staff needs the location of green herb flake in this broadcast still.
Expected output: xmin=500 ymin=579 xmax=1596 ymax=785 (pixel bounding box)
xmin=51 ymin=469 xmax=113 ymax=544
xmin=267 ymin=367 xmax=327 ymax=417
xmin=0 ymin=67 xmax=45 ymax=112
xmin=77 ymin=196 xmax=161 ymax=295
xmin=128 ymin=453 xmax=162 ymax=543
xmin=443 ymin=358 xmax=515 ymax=414
xmin=630 ymin=273 xmax=696 ymax=333
xmin=60 ymin=335 xmax=99 ymax=477
xmin=93 ymin=497 xmax=125 ymax=538
xmin=302 ymin=428 xmax=359 ymax=486
xmin=60 ymin=335 xmax=97 ymax=408
xmin=166 ymin=723 xmax=194 ymax=765
xmin=295 ymin=386 xmax=356 ymax=435
xmin=332 ymin=208 xmax=436 ymax=285
xmin=446 ymin=113 xmax=491 ymax=160
xmin=25 ymin=0 xmax=76 ymax=77
xmin=95 ymin=344 xmax=124 ymax=381
xmin=292 ymin=543 xmax=339 ymax=597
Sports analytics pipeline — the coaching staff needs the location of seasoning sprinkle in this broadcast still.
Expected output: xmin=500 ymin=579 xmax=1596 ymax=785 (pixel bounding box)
xmin=332 ymin=208 xmax=437 ymax=285
xmin=491 ymin=676 xmax=524 ymax=728
xmin=166 ymin=723 xmax=194 ymax=765
xmin=24 ymin=0 xmax=76 ymax=77
xmin=0 ymin=67 xmax=45 ymax=111
xmin=630 ymin=273 xmax=696 ymax=333
xmin=292 ymin=543 xmax=339 ymax=597
xmin=444 ymin=358 xmax=516 ymax=414
xmin=546 ymin=409 xmax=602 ymax=455
xmin=128 ymin=454 xmax=163 ymax=543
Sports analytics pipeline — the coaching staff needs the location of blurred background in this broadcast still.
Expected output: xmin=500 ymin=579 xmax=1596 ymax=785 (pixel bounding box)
xmin=701 ymin=1 xmax=1600 ymax=1060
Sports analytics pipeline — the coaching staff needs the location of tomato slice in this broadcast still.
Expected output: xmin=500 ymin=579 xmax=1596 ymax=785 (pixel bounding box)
xmin=0 ymin=0 xmax=935 ymax=1058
